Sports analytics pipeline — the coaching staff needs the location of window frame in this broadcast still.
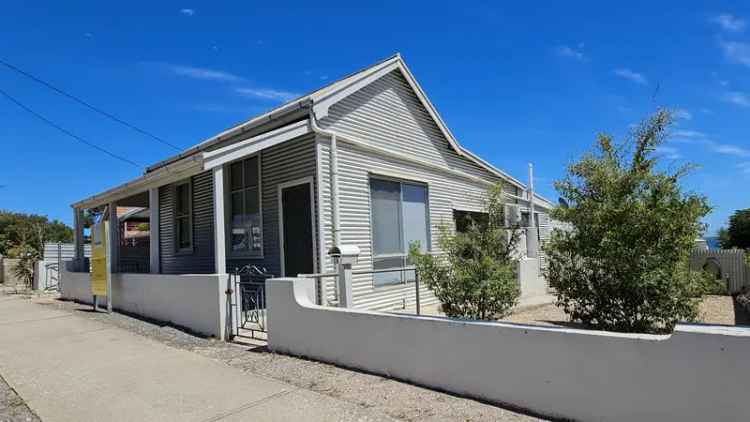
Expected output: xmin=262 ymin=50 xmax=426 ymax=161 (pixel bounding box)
xmin=225 ymin=153 xmax=264 ymax=258
xmin=173 ymin=180 xmax=193 ymax=254
xmin=368 ymin=175 xmax=431 ymax=287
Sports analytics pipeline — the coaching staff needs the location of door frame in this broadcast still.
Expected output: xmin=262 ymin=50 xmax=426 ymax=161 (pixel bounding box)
xmin=277 ymin=177 xmax=318 ymax=277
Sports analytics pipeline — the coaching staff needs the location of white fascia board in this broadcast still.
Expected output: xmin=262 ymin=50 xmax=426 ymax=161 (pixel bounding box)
xmin=312 ymin=61 xmax=400 ymax=119
xmin=202 ymin=120 xmax=311 ymax=170
xmin=72 ymin=155 xmax=204 ymax=209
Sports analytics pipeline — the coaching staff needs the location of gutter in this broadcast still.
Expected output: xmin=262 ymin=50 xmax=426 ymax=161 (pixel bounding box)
xmin=308 ymin=107 xmax=341 ymax=247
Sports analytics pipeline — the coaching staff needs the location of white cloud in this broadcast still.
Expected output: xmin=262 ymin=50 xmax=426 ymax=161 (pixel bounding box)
xmin=673 ymin=108 xmax=692 ymax=120
xmin=555 ymin=44 xmax=585 ymax=61
xmin=655 ymin=146 xmax=682 ymax=159
xmin=671 ymin=131 xmax=750 ymax=158
xmin=711 ymin=142 xmax=750 ymax=157
xmin=614 ymin=68 xmax=648 ymax=85
xmin=711 ymin=13 xmax=746 ymax=32
xmin=722 ymin=91 xmax=750 ymax=107
xmin=719 ymin=40 xmax=750 ymax=67
xmin=171 ymin=65 xmax=243 ymax=82
xmin=180 ymin=8 xmax=195 ymax=16
xmin=235 ymin=88 xmax=299 ymax=102
xmin=672 ymin=129 xmax=706 ymax=139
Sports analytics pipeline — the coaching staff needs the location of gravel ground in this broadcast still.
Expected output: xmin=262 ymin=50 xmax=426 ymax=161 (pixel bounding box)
xmin=30 ymin=296 xmax=548 ymax=422
xmin=0 ymin=373 xmax=40 ymax=422
xmin=503 ymin=295 xmax=749 ymax=328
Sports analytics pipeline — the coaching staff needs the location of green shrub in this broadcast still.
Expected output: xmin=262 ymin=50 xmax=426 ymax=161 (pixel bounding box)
xmin=12 ymin=243 xmax=38 ymax=288
xmin=410 ymin=184 xmax=521 ymax=320
xmin=545 ymin=110 xmax=713 ymax=333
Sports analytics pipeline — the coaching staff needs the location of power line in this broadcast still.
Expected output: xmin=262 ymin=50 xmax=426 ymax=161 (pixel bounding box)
xmin=0 ymin=58 xmax=181 ymax=151
xmin=0 ymin=88 xmax=143 ymax=169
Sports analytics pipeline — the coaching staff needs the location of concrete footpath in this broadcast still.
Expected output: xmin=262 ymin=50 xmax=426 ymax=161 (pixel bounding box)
xmin=0 ymin=295 xmax=395 ymax=422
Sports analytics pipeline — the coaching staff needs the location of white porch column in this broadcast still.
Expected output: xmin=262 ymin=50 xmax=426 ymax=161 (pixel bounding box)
xmin=106 ymin=202 xmax=119 ymax=313
xmin=149 ymin=188 xmax=160 ymax=274
xmin=72 ymin=207 xmax=84 ymax=271
xmin=212 ymin=167 xmax=226 ymax=274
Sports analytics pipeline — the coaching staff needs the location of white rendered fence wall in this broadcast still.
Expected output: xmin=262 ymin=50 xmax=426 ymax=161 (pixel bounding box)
xmin=267 ymin=277 xmax=750 ymax=422
xmin=60 ymin=266 xmax=229 ymax=339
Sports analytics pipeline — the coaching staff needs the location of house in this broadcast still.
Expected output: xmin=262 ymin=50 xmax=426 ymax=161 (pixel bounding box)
xmin=68 ymin=53 xmax=554 ymax=315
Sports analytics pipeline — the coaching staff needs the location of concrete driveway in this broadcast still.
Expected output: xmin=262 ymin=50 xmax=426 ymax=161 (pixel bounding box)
xmin=0 ymin=295 xmax=395 ymax=422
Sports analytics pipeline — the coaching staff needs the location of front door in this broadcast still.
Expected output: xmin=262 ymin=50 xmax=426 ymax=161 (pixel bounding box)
xmin=280 ymin=181 xmax=314 ymax=277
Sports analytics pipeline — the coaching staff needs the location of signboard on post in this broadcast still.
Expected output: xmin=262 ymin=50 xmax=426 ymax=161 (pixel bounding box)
xmin=90 ymin=218 xmax=108 ymax=297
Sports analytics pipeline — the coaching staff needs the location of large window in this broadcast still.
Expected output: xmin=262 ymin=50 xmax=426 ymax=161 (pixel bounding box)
xmin=370 ymin=178 xmax=430 ymax=286
xmin=453 ymin=210 xmax=489 ymax=233
xmin=175 ymin=181 xmax=192 ymax=252
xmin=228 ymin=156 xmax=262 ymax=255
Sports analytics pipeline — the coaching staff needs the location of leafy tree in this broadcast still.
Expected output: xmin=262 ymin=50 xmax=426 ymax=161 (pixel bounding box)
xmin=718 ymin=227 xmax=731 ymax=249
xmin=0 ymin=210 xmax=73 ymax=257
xmin=544 ymin=110 xmax=714 ymax=333
xmin=719 ymin=209 xmax=750 ymax=250
xmin=410 ymin=184 xmax=521 ymax=320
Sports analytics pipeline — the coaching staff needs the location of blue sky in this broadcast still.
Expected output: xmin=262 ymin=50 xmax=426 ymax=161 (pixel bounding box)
xmin=1 ymin=1 xmax=748 ymax=235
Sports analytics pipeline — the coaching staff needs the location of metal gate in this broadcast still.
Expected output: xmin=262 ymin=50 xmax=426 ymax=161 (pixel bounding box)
xmin=230 ymin=265 xmax=273 ymax=340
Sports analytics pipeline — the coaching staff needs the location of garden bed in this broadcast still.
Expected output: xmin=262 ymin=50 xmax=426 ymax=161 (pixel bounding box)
xmin=502 ymin=295 xmax=750 ymax=328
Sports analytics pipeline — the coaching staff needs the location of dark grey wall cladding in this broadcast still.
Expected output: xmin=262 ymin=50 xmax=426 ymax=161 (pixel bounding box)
xmin=159 ymin=170 xmax=215 ymax=274
xmin=227 ymin=135 xmax=317 ymax=277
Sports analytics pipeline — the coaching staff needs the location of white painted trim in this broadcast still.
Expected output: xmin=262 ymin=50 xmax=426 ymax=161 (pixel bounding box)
xmin=212 ymin=167 xmax=227 ymax=274
xmin=202 ymin=120 xmax=311 ymax=170
xmin=313 ymin=61 xmax=401 ymax=119
xmin=277 ymin=177 xmax=318 ymax=277
xmin=148 ymin=188 xmax=160 ymax=274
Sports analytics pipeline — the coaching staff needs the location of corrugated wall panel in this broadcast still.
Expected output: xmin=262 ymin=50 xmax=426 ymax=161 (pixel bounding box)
xmin=227 ymin=135 xmax=318 ymax=277
xmin=319 ymin=138 xmax=494 ymax=310
xmin=316 ymin=70 xmax=553 ymax=311
xmin=320 ymin=69 xmax=511 ymax=187
xmin=159 ymin=171 xmax=215 ymax=274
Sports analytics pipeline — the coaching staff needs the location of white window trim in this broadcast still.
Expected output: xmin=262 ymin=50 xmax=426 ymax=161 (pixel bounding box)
xmin=224 ymin=152 xmax=264 ymax=259
xmin=368 ymin=175 xmax=432 ymax=287
xmin=277 ymin=176 xmax=318 ymax=277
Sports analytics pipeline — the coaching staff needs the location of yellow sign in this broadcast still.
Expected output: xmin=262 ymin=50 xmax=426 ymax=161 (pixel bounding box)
xmin=90 ymin=219 xmax=108 ymax=296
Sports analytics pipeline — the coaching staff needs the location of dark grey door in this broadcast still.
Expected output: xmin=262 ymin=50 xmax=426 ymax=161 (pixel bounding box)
xmin=281 ymin=183 xmax=314 ymax=277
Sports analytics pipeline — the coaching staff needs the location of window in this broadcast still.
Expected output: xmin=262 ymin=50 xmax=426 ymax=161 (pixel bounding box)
xmin=370 ymin=178 xmax=430 ymax=286
xmin=453 ymin=210 xmax=489 ymax=233
xmin=228 ymin=156 xmax=262 ymax=255
xmin=175 ymin=181 xmax=192 ymax=252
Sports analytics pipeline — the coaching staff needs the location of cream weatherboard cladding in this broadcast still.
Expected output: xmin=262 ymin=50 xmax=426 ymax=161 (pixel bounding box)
xmin=316 ymin=69 xmax=516 ymax=310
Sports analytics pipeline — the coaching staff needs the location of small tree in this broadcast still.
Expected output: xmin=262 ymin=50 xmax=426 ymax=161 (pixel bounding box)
xmin=410 ymin=184 xmax=521 ymax=320
xmin=12 ymin=243 xmax=38 ymax=289
xmin=545 ymin=110 xmax=715 ymax=333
